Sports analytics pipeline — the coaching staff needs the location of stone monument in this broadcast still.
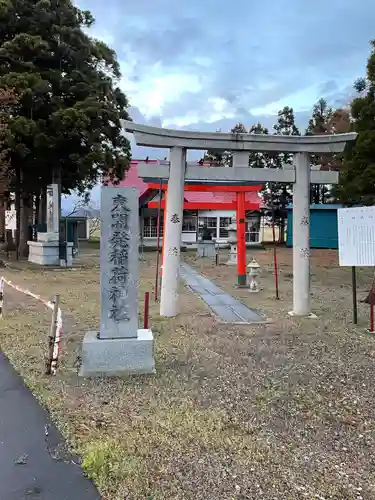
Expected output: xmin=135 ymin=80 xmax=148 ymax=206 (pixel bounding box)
xmin=28 ymin=184 xmax=74 ymax=266
xmin=79 ymin=186 xmax=155 ymax=377
xmin=197 ymin=224 xmax=216 ymax=258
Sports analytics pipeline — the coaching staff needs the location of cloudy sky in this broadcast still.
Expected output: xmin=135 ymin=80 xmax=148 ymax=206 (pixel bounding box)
xmin=64 ymin=0 xmax=374 ymax=210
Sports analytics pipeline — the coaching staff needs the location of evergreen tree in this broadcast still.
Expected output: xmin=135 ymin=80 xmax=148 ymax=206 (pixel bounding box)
xmin=334 ymin=41 xmax=375 ymax=205
xmin=248 ymin=122 xmax=269 ymax=168
xmin=0 ymin=0 xmax=131 ymax=253
xmin=262 ymin=107 xmax=299 ymax=243
xmin=203 ymin=123 xmax=247 ymax=166
xmin=306 ymin=99 xmax=333 ymax=204
xmin=0 ymin=87 xmax=18 ymax=249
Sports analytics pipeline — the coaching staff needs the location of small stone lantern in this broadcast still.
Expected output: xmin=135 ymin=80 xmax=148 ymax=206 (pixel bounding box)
xmin=226 ymin=218 xmax=237 ymax=265
xmin=247 ymin=258 xmax=260 ymax=292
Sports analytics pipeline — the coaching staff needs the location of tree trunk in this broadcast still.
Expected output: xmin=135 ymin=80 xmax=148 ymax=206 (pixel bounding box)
xmin=15 ymin=166 xmax=21 ymax=260
xmin=53 ymin=166 xmax=62 ymax=240
xmin=0 ymin=194 xmax=5 ymax=245
xmin=314 ymin=185 xmax=320 ymax=204
xmin=18 ymin=168 xmax=32 ymax=258
xmin=35 ymin=193 xmax=40 ymax=227
xmin=0 ymin=171 xmax=8 ymax=263
xmin=4 ymin=192 xmax=10 ymax=210
xmin=39 ymin=187 xmax=47 ymax=225
xmin=278 ymin=218 xmax=286 ymax=244
xmin=19 ymin=194 xmax=30 ymax=258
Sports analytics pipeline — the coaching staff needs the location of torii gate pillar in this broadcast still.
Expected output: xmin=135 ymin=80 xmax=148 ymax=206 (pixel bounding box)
xmin=160 ymin=147 xmax=186 ymax=317
xmin=291 ymin=153 xmax=311 ymax=317
xmin=233 ymin=152 xmax=250 ymax=287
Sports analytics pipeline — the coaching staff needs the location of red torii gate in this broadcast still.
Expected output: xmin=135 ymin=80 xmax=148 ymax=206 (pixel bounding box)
xmin=146 ymin=169 xmax=262 ymax=287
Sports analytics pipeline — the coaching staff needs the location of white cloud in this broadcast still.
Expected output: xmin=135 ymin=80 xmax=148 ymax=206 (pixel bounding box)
xmin=120 ymin=65 xmax=203 ymax=119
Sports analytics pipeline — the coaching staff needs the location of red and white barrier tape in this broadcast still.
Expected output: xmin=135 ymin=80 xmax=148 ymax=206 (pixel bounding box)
xmin=0 ymin=277 xmax=4 ymax=318
xmin=51 ymin=307 xmax=62 ymax=375
xmin=0 ymin=276 xmax=62 ymax=375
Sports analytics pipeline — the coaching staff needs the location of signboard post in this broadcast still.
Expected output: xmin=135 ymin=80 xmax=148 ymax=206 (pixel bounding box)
xmin=351 ymin=266 xmax=358 ymax=325
xmin=338 ymin=206 xmax=375 ymax=330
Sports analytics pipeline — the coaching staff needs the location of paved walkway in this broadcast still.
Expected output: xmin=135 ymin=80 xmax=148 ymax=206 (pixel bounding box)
xmin=180 ymin=263 xmax=264 ymax=323
xmin=0 ymin=352 xmax=100 ymax=500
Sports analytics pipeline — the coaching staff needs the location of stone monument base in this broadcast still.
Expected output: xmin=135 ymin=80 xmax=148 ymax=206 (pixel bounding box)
xmin=79 ymin=329 xmax=155 ymax=377
xmin=197 ymin=240 xmax=216 ymax=258
xmin=38 ymin=231 xmax=59 ymax=242
xmin=226 ymin=255 xmax=237 ymax=265
xmin=28 ymin=241 xmax=74 ymax=266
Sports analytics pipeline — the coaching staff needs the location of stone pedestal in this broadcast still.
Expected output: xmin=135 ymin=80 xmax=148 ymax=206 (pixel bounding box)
xmin=79 ymin=330 xmax=155 ymax=376
xmin=38 ymin=232 xmax=59 ymax=242
xmin=28 ymin=240 xmax=73 ymax=266
xmin=197 ymin=240 xmax=216 ymax=258
xmin=79 ymin=186 xmax=155 ymax=378
xmin=27 ymin=182 xmax=76 ymax=267
xmin=226 ymin=244 xmax=238 ymax=265
xmin=226 ymin=220 xmax=238 ymax=266
xmin=248 ymin=258 xmax=260 ymax=292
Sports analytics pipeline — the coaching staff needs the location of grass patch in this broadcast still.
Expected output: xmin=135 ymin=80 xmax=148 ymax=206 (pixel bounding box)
xmin=1 ymin=248 xmax=375 ymax=499
xmin=82 ymin=439 xmax=147 ymax=496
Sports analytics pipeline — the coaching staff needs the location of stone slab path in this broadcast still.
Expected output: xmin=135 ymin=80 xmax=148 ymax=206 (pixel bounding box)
xmin=180 ymin=263 xmax=264 ymax=323
xmin=0 ymin=352 xmax=100 ymax=500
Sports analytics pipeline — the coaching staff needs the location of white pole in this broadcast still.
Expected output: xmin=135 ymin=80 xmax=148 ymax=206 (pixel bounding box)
xmin=291 ymin=152 xmax=311 ymax=316
xmin=160 ymin=147 xmax=186 ymax=317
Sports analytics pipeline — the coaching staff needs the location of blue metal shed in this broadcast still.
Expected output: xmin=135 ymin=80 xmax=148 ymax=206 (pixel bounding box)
xmin=286 ymin=204 xmax=342 ymax=249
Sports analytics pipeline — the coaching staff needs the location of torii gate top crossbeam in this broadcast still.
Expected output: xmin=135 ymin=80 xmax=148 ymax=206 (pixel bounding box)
xmin=137 ymin=163 xmax=339 ymax=185
xmin=123 ymin=121 xmax=357 ymax=154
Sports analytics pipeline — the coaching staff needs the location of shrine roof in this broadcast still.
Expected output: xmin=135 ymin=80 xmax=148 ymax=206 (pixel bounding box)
xmin=184 ymin=190 xmax=261 ymax=206
xmin=111 ymin=160 xmax=262 ymax=209
xmin=115 ymin=159 xmax=155 ymax=197
xmin=115 ymin=160 xmax=262 ymax=189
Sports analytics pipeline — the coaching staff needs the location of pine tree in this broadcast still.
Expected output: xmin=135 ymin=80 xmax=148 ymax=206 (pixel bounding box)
xmin=203 ymin=123 xmax=247 ymax=166
xmin=0 ymin=0 xmax=131 ymax=254
xmin=248 ymin=123 xmax=269 ymax=168
xmin=334 ymin=41 xmax=375 ymax=206
xmin=0 ymin=87 xmax=18 ymax=251
xmin=306 ymin=99 xmax=334 ymax=204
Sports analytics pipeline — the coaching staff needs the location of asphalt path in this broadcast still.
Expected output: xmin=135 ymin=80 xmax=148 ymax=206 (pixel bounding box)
xmin=0 ymin=352 xmax=101 ymax=500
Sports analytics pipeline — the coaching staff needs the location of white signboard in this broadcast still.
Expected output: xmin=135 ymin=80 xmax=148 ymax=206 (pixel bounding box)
xmin=5 ymin=209 xmax=16 ymax=231
xmin=338 ymin=206 xmax=375 ymax=266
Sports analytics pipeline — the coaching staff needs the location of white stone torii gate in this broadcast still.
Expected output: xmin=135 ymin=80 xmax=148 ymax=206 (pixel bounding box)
xmin=123 ymin=121 xmax=357 ymax=319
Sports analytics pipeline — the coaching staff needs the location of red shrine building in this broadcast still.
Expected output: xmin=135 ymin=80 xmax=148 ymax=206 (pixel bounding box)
xmin=115 ymin=159 xmax=263 ymax=247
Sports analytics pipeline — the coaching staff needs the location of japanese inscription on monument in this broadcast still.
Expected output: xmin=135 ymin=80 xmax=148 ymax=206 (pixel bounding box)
xmin=108 ymin=194 xmax=131 ymax=322
xmin=46 ymin=185 xmax=54 ymax=231
xmin=100 ymin=187 xmax=139 ymax=339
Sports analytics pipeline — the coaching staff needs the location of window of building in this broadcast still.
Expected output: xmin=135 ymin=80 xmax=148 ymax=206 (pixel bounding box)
xmin=198 ymin=216 xmax=217 ymax=239
xmin=182 ymin=214 xmax=197 ymax=232
xmin=143 ymin=216 xmax=164 ymax=238
xmin=246 ymin=219 xmax=260 ymax=243
xmin=219 ymin=217 xmax=232 ymax=238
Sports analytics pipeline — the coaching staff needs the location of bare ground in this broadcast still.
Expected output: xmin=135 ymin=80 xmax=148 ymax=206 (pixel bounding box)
xmin=0 ymin=245 xmax=374 ymax=500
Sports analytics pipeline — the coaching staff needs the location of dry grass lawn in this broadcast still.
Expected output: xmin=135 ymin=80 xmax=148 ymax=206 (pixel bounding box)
xmin=0 ymin=245 xmax=375 ymax=500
